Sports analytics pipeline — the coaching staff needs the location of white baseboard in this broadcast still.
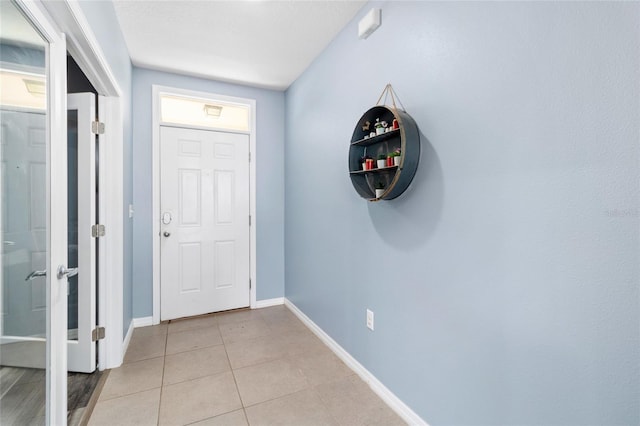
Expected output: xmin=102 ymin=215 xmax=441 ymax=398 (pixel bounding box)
xmin=122 ymin=319 xmax=135 ymax=363
xmin=284 ymin=298 xmax=428 ymax=426
xmin=132 ymin=316 xmax=154 ymax=328
xmin=255 ymin=297 xmax=284 ymax=308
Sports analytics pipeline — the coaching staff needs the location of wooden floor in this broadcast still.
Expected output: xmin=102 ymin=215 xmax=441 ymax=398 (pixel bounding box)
xmin=0 ymin=367 xmax=45 ymax=425
xmin=0 ymin=366 xmax=103 ymax=425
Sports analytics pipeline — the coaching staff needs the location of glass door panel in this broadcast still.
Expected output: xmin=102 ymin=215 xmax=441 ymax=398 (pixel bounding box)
xmin=0 ymin=2 xmax=48 ymax=424
xmin=66 ymin=93 xmax=96 ymax=373
xmin=67 ymin=110 xmax=79 ymax=341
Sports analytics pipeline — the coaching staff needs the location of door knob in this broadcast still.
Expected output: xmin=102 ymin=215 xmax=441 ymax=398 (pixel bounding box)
xmin=57 ymin=265 xmax=78 ymax=279
xmin=163 ymin=231 xmax=171 ymax=237
xmin=25 ymin=269 xmax=46 ymax=281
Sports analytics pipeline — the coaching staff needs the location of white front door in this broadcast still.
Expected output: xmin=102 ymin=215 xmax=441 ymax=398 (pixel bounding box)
xmin=66 ymin=93 xmax=97 ymax=373
xmin=160 ymin=126 xmax=250 ymax=321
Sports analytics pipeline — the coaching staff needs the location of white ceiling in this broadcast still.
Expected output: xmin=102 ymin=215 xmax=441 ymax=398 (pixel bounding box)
xmin=112 ymin=0 xmax=366 ymax=90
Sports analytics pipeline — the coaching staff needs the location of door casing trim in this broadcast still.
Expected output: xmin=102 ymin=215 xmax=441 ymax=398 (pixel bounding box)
xmin=152 ymin=85 xmax=257 ymax=324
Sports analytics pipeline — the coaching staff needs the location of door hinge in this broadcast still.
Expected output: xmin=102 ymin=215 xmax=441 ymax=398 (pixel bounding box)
xmin=92 ymin=327 xmax=105 ymax=342
xmin=91 ymin=224 xmax=106 ymax=238
xmin=248 ymin=152 xmax=251 ymax=162
xmin=249 ymin=215 xmax=251 ymax=226
xmin=249 ymin=279 xmax=252 ymax=290
xmin=91 ymin=121 xmax=105 ymax=135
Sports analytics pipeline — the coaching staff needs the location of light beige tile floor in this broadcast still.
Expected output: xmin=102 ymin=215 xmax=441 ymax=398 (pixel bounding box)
xmin=88 ymin=305 xmax=406 ymax=426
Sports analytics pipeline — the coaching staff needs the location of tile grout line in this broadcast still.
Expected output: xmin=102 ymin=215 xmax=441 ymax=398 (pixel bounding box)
xmin=227 ymin=310 xmax=297 ymax=415
xmin=92 ymin=356 xmax=167 ymax=404
xmin=88 ymin=327 xmax=166 ymax=424
xmin=156 ymin=327 xmax=169 ymax=426
xmin=309 ymin=384 xmax=342 ymax=426
xmin=225 ymin=312 xmax=322 ymax=412
xmin=164 ymin=342 xmax=225 ymax=357
xmin=219 ymin=319 xmax=251 ymax=423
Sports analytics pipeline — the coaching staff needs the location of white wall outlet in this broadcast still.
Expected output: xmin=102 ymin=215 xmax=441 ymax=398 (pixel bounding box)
xmin=366 ymin=309 xmax=374 ymax=331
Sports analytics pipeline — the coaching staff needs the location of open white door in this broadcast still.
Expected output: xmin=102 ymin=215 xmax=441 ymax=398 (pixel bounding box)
xmin=66 ymin=93 xmax=97 ymax=373
xmin=0 ymin=1 xmax=69 ymax=423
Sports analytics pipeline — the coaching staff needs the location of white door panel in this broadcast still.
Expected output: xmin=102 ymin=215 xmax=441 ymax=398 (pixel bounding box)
xmin=160 ymin=126 xmax=250 ymax=320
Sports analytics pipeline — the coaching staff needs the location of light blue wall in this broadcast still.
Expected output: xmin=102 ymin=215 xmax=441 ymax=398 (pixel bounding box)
xmin=76 ymin=0 xmax=133 ymax=337
xmin=285 ymin=2 xmax=639 ymax=424
xmin=131 ymin=68 xmax=285 ymax=317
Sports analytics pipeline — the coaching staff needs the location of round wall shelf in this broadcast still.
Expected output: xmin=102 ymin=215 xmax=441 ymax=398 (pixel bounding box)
xmin=348 ymin=106 xmax=420 ymax=200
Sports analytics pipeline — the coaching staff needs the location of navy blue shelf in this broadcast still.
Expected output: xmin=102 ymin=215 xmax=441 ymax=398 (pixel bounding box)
xmin=348 ymin=106 xmax=420 ymax=201
xmin=350 ymin=128 xmax=400 ymax=147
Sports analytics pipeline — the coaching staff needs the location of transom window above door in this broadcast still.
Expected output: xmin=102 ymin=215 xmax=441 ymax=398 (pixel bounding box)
xmin=160 ymin=94 xmax=250 ymax=131
xmin=0 ymin=69 xmax=46 ymax=110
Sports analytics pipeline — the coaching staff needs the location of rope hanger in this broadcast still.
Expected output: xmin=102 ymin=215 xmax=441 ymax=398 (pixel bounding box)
xmin=375 ymin=83 xmax=406 ymax=112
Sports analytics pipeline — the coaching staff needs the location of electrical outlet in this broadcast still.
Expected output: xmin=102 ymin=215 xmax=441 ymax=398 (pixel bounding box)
xmin=366 ymin=309 xmax=374 ymax=331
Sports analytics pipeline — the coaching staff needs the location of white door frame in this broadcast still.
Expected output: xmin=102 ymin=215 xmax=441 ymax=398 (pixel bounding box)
xmin=41 ymin=0 xmax=125 ymax=370
xmin=152 ymin=85 xmax=257 ymax=325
